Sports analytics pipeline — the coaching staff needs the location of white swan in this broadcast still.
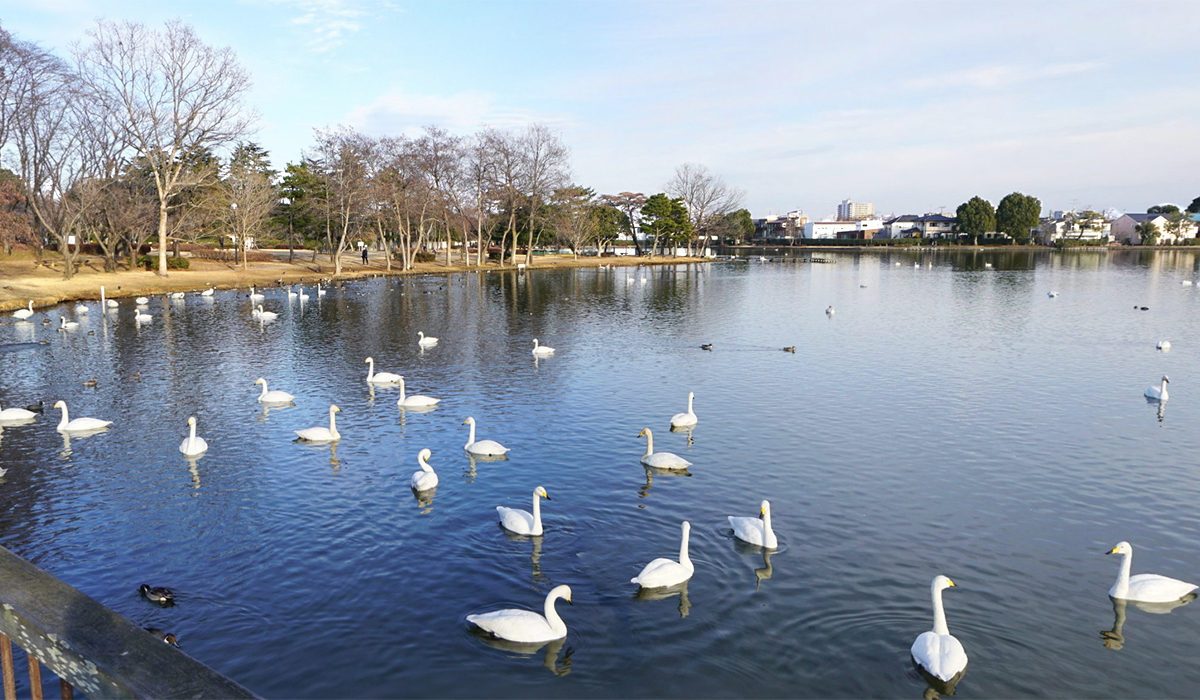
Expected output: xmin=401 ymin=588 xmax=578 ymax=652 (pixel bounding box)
xmin=179 ymin=416 xmax=208 ymax=456
xmin=911 ymin=575 xmax=968 ymax=683
xmin=74 ymin=302 xmax=89 ymax=314
xmin=632 ymin=521 xmax=694 ymax=588
xmin=106 ymin=299 xmax=119 ymax=308
xmin=316 ymin=283 xmax=327 ymax=296
xmin=728 ymin=500 xmax=778 ymax=549
xmin=417 ymin=331 xmax=439 ymax=347
xmin=498 ymin=486 xmax=550 ymax=536
xmin=295 ymin=405 xmax=340 ymax=442
xmin=462 ymin=416 xmax=509 ymax=455
xmin=200 ymin=287 xmax=214 ymax=297
xmin=638 ymin=428 xmax=691 ymax=470
xmin=1107 ymin=541 xmax=1198 ymax=603
xmin=58 ymin=317 xmax=79 ymax=331
xmin=298 ymin=286 xmax=310 ymax=302
xmin=1157 ymin=340 xmax=1172 ymax=351
xmin=364 ymin=357 xmax=401 ymax=384
xmin=249 ymin=286 xmax=264 ymax=302
xmin=397 ymin=377 xmax=439 ymax=408
xmin=287 ymin=286 xmax=298 ymax=300
xmin=467 ymin=584 xmax=572 ymax=644
xmin=134 ymin=308 xmax=152 ymax=322
xmin=410 ymin=448 xmax=438 ymax=491
xmin=670 ymin=392 xmax=697 ymax=428
xmin=169 ymin=292 xmax=185 ymax=300
xmin=0 ymin=403 xmax=37 ymax=421
xmin=1145 ymin=375 xmax=1169 ymax=402
xmin=255 ymin=305 xmax=278 ymax=321
xmin=13 ymin=300 xmax=33 ymax=320
xmin=532 ymin=338 xmax=555 ymax=356
xmin=254 ymin=378 xmax=295 ymax=403
xmin=135 ymin=296 xmax=150 ymax=305
xmin=53 ymin=400 xmax=112 ymax=432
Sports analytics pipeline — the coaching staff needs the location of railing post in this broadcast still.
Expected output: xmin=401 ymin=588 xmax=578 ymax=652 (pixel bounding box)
xmin=1 ymin=634 xmax=14 ymax=700
xmin=28 ymin=654 xmax=42 ymax=700
xmin=59 ymin=679 xmax=72 ymax=700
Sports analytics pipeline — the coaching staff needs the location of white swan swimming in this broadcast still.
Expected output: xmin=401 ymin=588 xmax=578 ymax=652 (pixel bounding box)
xmin=532 ymin=338 xmax=555 ymax=356
xmin=410 ymin=448 xmax=438 ymax=491
xmin=497 ymin=486 xmax=550 ymax=536
xmin=249 ymin=286 xmax=264 ymax=302
xmin=729 ymin=499 xmax=778 ymax=549
xmin=53 ymin=400 xmax=112 ymax=432
xmin=911 ymin=575 xmax=968 ymax=683
xmin=1145 ymin=375 xmax=1169 ymax=402
xmin=169 ymin=292 xmax=185 ymax=300
xmin=254 ymin=305 xmax=278 ymax=321
xmin=74 ymin=302 xmax=89 ymax=314
xmin=254 ymin=378 xmax=295 ymax=403
xmin=298 ymin=286 xmax=310 ymax=302
xmin=13 ymin=300 xmax=34 ymax=320
xmin=287 ymin=286 xmax=298 ymax=300
xmin=135 ymin=296 xmax=150 ymax=305
xmin=1107 ymin=541 xmax=1198 ymax=603
xmin=58 ymin=317 xmax=79 ymax=331
xmin=397 ymin=376 xmax=439 ymax=408
xmin=1157 ymin=340 xmax=1172 ymax=351
xmin=632 ymin=521 xmax=694 ymax=588
xmin=364 ymin=357 xmax=401 ymax=384
xmin=670 ymin=392 xmax=697 ymax=428
xmin=0 ymin=402 xmax=37 ymax=421
xmin=200 ymin=287 xmax=214 ymax=297
xmin=417 ymin=331 xmax=439 ymax=347
xmin=134 ymin=308 xmax=152 ymax=322
xmin=467 ymin=584 xmax=572 ymax=644
xmin=295 ymin=405 xmax=340 ymax=442
xmin=179 ymin=416 xmax=208 ymax=456
xmin=462 ymin=416 xmax=509 ymax=456
xmin=316 ymin=283 xmax=327 ymax=296
xmin=638 ymin=428 xmax=691 ymax=470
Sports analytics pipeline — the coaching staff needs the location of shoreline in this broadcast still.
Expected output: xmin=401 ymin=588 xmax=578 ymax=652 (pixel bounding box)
xmin=0 ymin=252 xmax=713 ymax=312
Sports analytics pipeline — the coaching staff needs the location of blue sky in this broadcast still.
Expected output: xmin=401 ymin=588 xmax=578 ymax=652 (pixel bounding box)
xmin=3 ymin=0 xmax=1198 ymax=218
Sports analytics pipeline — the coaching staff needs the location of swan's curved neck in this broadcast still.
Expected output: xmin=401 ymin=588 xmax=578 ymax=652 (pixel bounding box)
xmin=58 ymin=405 xmax=69 ymax=428
xmin=1161 ymin=379 xmax=1169 ymax=399
xmin=258 ymin=382 xmax=268 ymax=399
xmin=1113 ymin=552 xmax=1132 ymax=598
xmin=931 ymin=583 xmax=949 ymax=636
xmin=643 ymin=430 xmax=654 ymax=456
xmin=398 ymin=378 xmax=406 ymax=402
xmin=366 ymin=359 xmax=374 ymax=381
xmin=532 ymin=491 xmax=542 ymax=529
xmin=329 ymin=409 xmax=339 ymax=436
xmin=543 ymin=592 xmax=566 ymax=636
xmin=687 ymin=393 xmax=694 ymax=413
xmin=189 ymin=421 xmax=197 ymax=441
xmin=762 ymin=508 xmax=772 ymax=537
xmin=465 ymin=420 xmax=476 ymax=447
xmin=679 ymin=526 xmax=691 ymax=568
xmin=420 ymin=455 xmax=433 ymax=473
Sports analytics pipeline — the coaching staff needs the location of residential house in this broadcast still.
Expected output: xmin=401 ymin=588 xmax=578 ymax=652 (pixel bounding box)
xmin=914 ymin=214 xmax=956 ymax=238
xmin=804 ymin=219 xmax=883 ymax=239
xmin=1035 ymin=211 xmax=1112 ymax=245
xmin=881 ymin=215 xmax=920 ymax=238
xmin=1111 ymin=213 xmax=1198 ymax=245
xmin=752 ymin=211 xmax=806 ymax=242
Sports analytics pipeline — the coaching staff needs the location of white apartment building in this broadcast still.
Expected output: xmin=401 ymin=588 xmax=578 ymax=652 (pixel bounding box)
xmin=803 ymin=219 xmax=884 ymax=239
xmin=837 ymin=199 xmax=875 ymax=221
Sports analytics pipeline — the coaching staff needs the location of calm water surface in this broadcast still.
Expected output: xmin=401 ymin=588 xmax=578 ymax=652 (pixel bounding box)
xmin=3 ymin=249 xmax=1200 ymax=698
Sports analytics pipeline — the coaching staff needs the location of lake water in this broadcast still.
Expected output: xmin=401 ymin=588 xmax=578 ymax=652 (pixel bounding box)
xmin=3 ymin=249 xmax=1200 ymax=698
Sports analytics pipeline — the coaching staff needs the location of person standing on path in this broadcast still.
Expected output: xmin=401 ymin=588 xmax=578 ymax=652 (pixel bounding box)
xmin=362 ymin=247 xmax=368 ymax=265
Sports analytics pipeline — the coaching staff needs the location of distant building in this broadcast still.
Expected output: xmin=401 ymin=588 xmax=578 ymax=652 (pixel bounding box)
xmin=752 ymin=211 xmax=807 ymax=242
xmin=1035 ymin=211 xmax=1112 ymax=245
xmin=1111 ymin=213 xmax=1198 ymax=245
xmin=881 ymin=215 xmax=921 ymax=239
xmin=837 ymin=199 xmax=874 ymax=221
xmin=804 ymin=219 xmax=883 ymax=239
xmin=914 ymin=214 xmax=956 ymax=238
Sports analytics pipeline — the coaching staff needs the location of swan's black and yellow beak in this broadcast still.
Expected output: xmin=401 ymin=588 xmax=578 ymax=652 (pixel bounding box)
xmin=947 ymin=580 xmax=956 ymax=587
xmin=1106 ymin=546 xmax=1119 ymax=555
xmin=543 ymin=493 xmax=551 ymax=501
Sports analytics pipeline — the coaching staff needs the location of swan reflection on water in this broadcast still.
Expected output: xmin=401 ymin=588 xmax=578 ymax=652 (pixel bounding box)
xmin=499 ymin=527 xmax=547 ymax=584
xmin=1102 ymin=594 xmax=1196 ymax=650
xmin=411 ymin=485 xmax=436 ymax=513
xmin=185 ymin=456 xmax=202 ymax=492
xmin=635 ymin=580 xmax=691 ymax=618
xmin=668 ymin=424 xmax=694 ymax=446
xmin=731 ymin=539 xmax=776 ymax=591
xmin=469 ymin=629 xmax=573 ymax=676
xmin=913 ymin=662 xmax=966 ymax=698
xmin=398 ymin=404 xmax=437 ymax=426
xmin=638 ymin=466 xmax=691 ymax=500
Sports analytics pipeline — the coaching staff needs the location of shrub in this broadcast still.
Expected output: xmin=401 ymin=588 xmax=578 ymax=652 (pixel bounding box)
xmin=414 ymin=251 xmax=436 ymax=263
xmin=137 ymin=255 xmax=189 ymax=270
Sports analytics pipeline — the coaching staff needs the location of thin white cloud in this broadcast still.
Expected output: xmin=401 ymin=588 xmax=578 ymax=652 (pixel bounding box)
xmin=344 ymin=89 xmax=575 ymax=137
xmin=902 ymin=61 xmax=1105 ymax=91
xmin=273 ymin=0 xmax=392 ymax=53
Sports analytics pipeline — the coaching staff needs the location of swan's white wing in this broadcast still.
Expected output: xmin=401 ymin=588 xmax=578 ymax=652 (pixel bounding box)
xmin=632 ymin=558 xmax=692 ymax=588
xmin=642 ymin=452 xmax=691 ymax=469
xmin=411 ymin=470 xmax=438 ymax=491
xmin=0 ymin=408 xmax=37 ymax=420
xmin=1124 ymin=574 xmax=1199 ymax=603
xmin=468 ymin=439 xmax=509 ymax=456
xmin=467 ymin=609 xmax=558 ymax=643
xmin=262 ymin=390 xmax=295 ymax=403
xmin=401 ymin=395 xmax=440 ymax=407
xmin=728 ymin=516 xmax=765 ymax=546
xmin=63 ymin=418 xmax=112 ymax=431
xmin=911 ymin=631 xmax=968 ymax=682
xmin=669 ymin=411 xmax=697 ymax=427
xmin=180 ymin=437 xmax=208 ymax=455
xmin=295 ymin=428 xmax=333 ymax=441
xmin=498 ymin=507 xmax=535 ymax=534
xmin=371 ymin=372 xmax=401 ymax=384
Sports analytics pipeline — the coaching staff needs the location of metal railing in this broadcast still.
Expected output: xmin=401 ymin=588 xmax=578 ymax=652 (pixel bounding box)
xmin=0 ymin=546 xmax=257 ymax=699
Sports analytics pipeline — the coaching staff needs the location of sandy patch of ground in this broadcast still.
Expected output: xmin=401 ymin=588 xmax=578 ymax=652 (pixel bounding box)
xmin=0 ymin=251 xmax=712 ymax=311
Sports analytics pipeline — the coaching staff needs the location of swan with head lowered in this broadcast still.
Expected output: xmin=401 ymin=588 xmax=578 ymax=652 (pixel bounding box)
xmin=417 ymin=331 xmax=438 ymax=347
xmin=632 ymin=521 xmax=694 ymax=588
xmin=179 ymin=416 xmax=208 ymax=456
xmin=410 ymin=448 xmax=438 ymax=491
xmin=1145 ymin=375 xmax=1169 ymax=402
xmin=12 ymin=300 xmax=34 ymax=320
xmin=364 ymin=357 xmax=401 ymax=384
xmin=397 ymin=377 xmax=439 ymax=408
xmin=911 ymin=575 xmax=968 ymax=684
xmin=728 ymin=500 xmax=778 ymax=549
xmin=462 ymin=417 xmax=509 ymax=455
xmin=53 ymin=400 xmax=112 ymax=433
xmin=637 ymin=428 xmax=691 ymax=470
xmin=467 ymin=585 xmax=572 ymax=644
xmin=0 ymin=402 xmax=38 ymax=421
xmin=1107 ymin=541 xmax=1198 ymax=603
xmin=295 ymin=405 xmax=340 ymax=442
xmin=670 ymin=392 xmax=697 ymax=428
xmin=532 ymin=339 xmax=555 ymax=356
xmin=254 ymin=378 xmax=295 ymax=403
xmin=497 ymin=486 xmax=550 ymax=536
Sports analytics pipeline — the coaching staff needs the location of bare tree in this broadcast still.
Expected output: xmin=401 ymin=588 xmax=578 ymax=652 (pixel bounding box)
xmin=413 ymin=126 xmax=465 ymax=266
xmin=75 ymin=19 xmax=253 ymax=276
xmin=552 ymin=186 xmax=599 ymax=259
xmin=599 ymin=192 xmax=646 ymax=256
xmin=665 ymin=163 xmax=743 ymax=255
xmin=463 ymin=132 xmax=498 ymax=267
xmin=310 ymin=126 xmax=370 ymax=276
xmin=519 ymin=124 xmax=570 ymax=265
xmin=222 ymin=143 xmax=277 ymax=269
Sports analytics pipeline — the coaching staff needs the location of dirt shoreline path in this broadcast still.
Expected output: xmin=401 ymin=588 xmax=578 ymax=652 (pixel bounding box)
xmin=0 ymin=252 xmax=714 ymax=312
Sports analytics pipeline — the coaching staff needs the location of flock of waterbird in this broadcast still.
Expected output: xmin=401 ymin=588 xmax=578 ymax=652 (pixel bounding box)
xmin=3 ymin=274 xmax=1198 ymax=691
